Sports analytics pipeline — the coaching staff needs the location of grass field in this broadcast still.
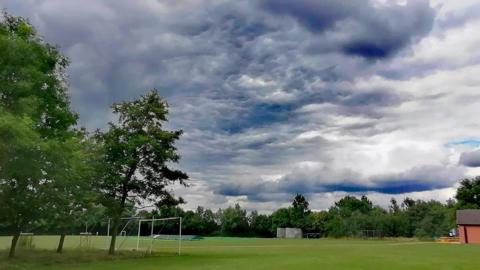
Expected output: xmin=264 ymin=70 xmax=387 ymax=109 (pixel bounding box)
xmin=0 ymin=236 xmax=479 ymax=270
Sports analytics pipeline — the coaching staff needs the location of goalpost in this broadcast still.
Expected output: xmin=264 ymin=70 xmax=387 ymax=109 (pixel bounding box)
xmin=79 ymin=232 xmax=93 ymax=249
xmin=359 ymin=229 xmax=382 ymax=239
xmin=106 ymin=216 xmax=143 ymax=251
xmin=137 ymin=217 xmax=182 ymax=255
xmin=18 ymin=233 xmax=34 ymax=249
xmin=106 ymin=216 xmax=182 ymax=254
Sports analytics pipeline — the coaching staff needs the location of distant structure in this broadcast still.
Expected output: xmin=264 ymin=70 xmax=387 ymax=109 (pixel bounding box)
xmin=276 ymin=228 xmax=302 ymax=239
xmin=457 ymin=209 xmax=480 ymax=244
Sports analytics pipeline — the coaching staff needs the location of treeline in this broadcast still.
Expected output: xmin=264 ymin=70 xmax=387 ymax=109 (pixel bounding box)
xmin=111 ymin=178 xmax=479 ymax=240
xmin=3 ymin=185 xmax=477 ymax=240
xmin=129 ymin=194 xmax=457 ymax=239
xmin=149 ymin=176 xmax=480 ymax=239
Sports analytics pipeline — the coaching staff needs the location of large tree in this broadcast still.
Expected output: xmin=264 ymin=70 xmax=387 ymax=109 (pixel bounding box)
xmin=0 ymin=13 xmax=78 ymax=258
xmin=0 ymin=110 xmax=53 ymax=257
xmin=455 ymin=177 xmax=480 ymax=209
xmin=45 ymin=133 xmax=100 ymax=253
xmin=95 ymin=90 xmax=188 ymax=255
xmin=0 ymin=13 xmax=77 ymax=136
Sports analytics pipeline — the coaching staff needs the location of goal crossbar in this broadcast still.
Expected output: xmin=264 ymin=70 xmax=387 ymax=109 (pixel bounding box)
xmin=136 ymin=217 xmax=182 ymax=255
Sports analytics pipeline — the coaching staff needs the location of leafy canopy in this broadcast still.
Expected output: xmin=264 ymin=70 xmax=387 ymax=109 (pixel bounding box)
xmin=96 ymin=90 xmax=188 ymax=216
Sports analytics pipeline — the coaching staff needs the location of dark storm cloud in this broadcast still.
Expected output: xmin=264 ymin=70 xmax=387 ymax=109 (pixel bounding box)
xmin=215 ymin=165 xmax=465 ymax=201
xmin=260 ymin=0 xmax=359 ymax=32
xmin=459 ymin=150 xmax=480 ymax=167
xmin=3 ymin=0 xmax=472 ymax=210
xmin=261 ymin=0 xmax=435 ymax=59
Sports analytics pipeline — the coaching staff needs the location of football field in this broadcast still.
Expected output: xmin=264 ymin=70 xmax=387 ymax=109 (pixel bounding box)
xmin=1 ymin=236 xmax=479 ymax=270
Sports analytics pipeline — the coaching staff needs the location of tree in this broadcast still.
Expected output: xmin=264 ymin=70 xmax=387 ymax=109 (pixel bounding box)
xmin=0 ymin=13 xmax=77 ymax=136
xmin=389 ymin=198 xmax=400 ymax=213
xmin=333 ymin=195 xmax=373 ymax=216
xmin=0 ymin=13 xmax=78 ymax=258
xmin=292 ymin=194 xmax=310 ymax=214
xmin=305 ymin=211 xmax=328 ymax=235
xmin=249 ymin=211 xmax=272 ymax=237
xmin=45 ymin=133 xmax=100 ymax=253
xmin=196 ymin=207 xmax=219 ymax=235
xmin=456 ymin=177 xmax=480 ymax=209
xmin=95 ymin=90 xmax=188 ymax=255
xmin=291 ymin=194 xmax=310 ymax=229
xmin=0 ymin=111 xmax=52 ymax=257
xmin=271 ymin=208 xmax=291 ymax=231
xmin=219 ymin=204 xmax=249 ymax=236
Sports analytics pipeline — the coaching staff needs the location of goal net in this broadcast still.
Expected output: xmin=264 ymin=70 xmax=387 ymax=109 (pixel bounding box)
xmin=138 ymin=217 xmax=182 ymax=255
xmin=79 ymin=232 xmax=93 ymax=249
xmin=109 ymin=217 xmax=143 ymax=251
xmin=18 ymin=233 xmax=34 ymax=249
xmin=359 ymin=229 xmax=382 ymax=239
xmin=107 ymin=216 xmax=182 ymax=255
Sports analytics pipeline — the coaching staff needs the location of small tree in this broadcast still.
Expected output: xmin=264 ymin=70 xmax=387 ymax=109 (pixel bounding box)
xmin=95 ymin=90 xmax=188 ymax=255
xmin=291 ymin=194 xmax=310 ymax=229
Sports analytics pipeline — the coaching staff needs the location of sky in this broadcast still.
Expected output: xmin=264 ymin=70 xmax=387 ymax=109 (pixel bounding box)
xmin=2 ymin=0 xmax=480 ymax=212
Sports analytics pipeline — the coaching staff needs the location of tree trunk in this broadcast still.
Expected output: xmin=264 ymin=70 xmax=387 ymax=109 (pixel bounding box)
xmin=109 ymin=170 xmax=134 ymax=255
xmin=108 ymin=218 xmax=120 ymax=255
xmin=57 ymin=234 xmax=66 ymax=253
xmin=8 ymin=232 xmax=20 ymax=259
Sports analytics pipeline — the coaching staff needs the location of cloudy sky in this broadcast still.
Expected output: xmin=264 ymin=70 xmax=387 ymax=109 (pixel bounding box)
xmin=3 ymin=0 xmax=480 ymax=212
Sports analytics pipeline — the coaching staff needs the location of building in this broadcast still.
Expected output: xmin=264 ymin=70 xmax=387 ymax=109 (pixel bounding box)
xmin=276 ymin=227 xmax=302 ymax=239
xmin=457 ymin=209 xmax=480 ymax=244
xmin=285 ymin=228 xmax=303 ymax=238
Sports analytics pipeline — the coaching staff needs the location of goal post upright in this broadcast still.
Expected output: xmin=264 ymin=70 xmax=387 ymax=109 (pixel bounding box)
xmin=136 ymin=216 xmax=182 ymax=255
xmin=137 ymin=219 xmax=141 ymax=251
xmin=107 ymin=218 xmax=111 ymax=237
xmin=179 ymin=217 xmax=182 ymax=255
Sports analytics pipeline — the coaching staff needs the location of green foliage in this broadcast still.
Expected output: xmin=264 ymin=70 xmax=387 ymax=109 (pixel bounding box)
xmin=219 ymin=204 xmax=249 ymax=236
xmin=94 ymin=90 xmax=188 ymax=254
xmin=95 ymin=90 xmax=188 ymax=215
xmin=332 ymin=195 xmax=373 ymax=215
xmin=0 ymin=12 xmax=77 ymax=138
xmin=402 ymin=198 xmax=455 ymax=239
xmin=249 ymin=211 xmax=272 ymax=237
xmin=44 ymin=134 xmax=102 ymax=232
xmin=291 ymin=194 xmax=310 ymax=229
xmin=0 ymin=12 xmax=82 ymax=257
xmin=271 ymin=208 xmax=292 ymax=230
xmin=0 ymin=108 xmax=57 ymax=233
xmin=455 ymin=176 xmax=480 ymax=209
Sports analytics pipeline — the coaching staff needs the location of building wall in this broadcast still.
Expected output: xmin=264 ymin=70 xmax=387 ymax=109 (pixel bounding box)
xmin=285 ymin=228 xmax=302 ymax=239
xmin=459 ymin=225 xmax=480 ymax=244
xmin=276 ymin=227 xmax=303 ymax=238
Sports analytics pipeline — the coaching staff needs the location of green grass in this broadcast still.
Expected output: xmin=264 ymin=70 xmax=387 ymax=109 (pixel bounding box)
xmin=0 ymin=236 xmax=479 ymax=270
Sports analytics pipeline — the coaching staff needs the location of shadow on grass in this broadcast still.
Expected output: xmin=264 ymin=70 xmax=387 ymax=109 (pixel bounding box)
xmin=0 ymin=249 xmax=167 ymax=270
